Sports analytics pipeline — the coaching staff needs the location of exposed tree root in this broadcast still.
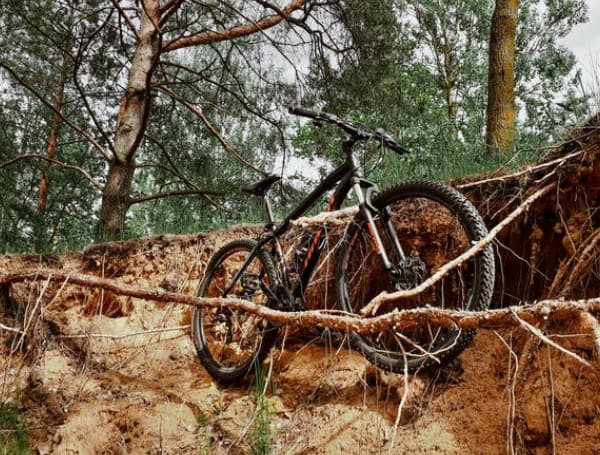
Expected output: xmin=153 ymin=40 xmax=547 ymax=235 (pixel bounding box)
xmin=458 ymin=114 xmax=600 ymax=304
xmin=2 ymin=268 xmax=600 ymax=346
xmin=3 ymin=115 xmax=600 ymax=455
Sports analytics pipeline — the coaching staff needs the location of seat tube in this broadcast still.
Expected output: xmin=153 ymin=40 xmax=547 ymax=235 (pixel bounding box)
xmin=352 ymin=182 xmax=394 ymax=271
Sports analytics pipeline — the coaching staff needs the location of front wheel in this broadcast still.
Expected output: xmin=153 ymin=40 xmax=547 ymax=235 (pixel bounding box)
xmin=336 ymin=180 xmax=495 ymax=373
xmin=192 ymin=240 xmax=278 ymax=383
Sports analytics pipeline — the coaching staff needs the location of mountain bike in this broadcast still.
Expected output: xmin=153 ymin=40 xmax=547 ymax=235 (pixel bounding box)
xmin=192 ymin=106 xmax=495 ymax=383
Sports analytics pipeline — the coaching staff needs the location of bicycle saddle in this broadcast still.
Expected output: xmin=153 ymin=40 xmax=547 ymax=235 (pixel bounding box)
xmin=241 ymin=175 xmax=281 ymax=196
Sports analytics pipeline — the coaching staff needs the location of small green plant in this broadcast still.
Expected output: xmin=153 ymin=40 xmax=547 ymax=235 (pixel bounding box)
xmin=196 ymin=411 xmax=212 ymax=455
xmin=249 ymin=367 xmax=271 ymax=455
xmin=0 ymin=400 xmax=29 ymax=455
xmin=211 ymin=397 xmax=224 ymax=415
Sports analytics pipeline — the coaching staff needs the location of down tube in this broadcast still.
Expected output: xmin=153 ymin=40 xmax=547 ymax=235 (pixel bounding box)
xmin=221 ymin=243 xmax=263 ymax=297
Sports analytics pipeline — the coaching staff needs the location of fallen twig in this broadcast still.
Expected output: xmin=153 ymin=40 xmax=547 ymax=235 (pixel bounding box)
xmin=58 ymin=325 xmax=191 ymax=339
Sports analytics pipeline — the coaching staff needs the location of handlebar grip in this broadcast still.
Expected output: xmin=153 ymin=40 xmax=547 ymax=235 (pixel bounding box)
xmin=374 ymin=128 xmax=408 ymax=155
xmin=288 ymin=106 xmax=320 ymax=119
xmin=385 ymin=140 xmax=409 ymax=155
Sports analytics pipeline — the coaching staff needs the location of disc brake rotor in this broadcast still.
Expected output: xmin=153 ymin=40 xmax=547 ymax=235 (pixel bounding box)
xmin=394 ymin=256 xmax=427 ymax=291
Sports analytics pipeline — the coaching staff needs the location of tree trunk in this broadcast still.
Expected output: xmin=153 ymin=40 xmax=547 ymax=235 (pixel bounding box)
xmin=96 ymin=0 xmax=161 ymax=242
xmin=33 ymin=56 xmax=68 ymax=252
xmin=486 ymin=0 xmax=519 ymax=154
xmin=441 ymin=32 xmax=458 ymax=140
xmin=97 ymin=159 xmax=136 ymax=241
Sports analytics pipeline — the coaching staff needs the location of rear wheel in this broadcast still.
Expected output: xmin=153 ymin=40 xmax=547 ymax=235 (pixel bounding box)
xmin=336 ymin=180 xmax=495 ymax=373
xmin=192 ymin=240 xmax=278 ymax=383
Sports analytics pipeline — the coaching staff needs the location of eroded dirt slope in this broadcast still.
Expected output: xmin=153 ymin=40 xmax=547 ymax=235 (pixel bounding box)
xmin=1 ymin=225 xmax=600 ymax=454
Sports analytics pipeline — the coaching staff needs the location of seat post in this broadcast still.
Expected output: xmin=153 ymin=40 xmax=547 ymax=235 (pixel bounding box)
xmin=263 ymin=195 xmax=275 ymax=229
xmin=241 ymin=174 xmax=280 ymax=228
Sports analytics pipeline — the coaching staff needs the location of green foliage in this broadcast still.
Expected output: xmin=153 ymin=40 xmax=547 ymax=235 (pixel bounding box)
xmin=516 ymin=0 xmax=589 ymax=144
xmin=249 ymin=367 xmax=271 ymax=455
xmin=293 ymin=0 xmax=590 ymax=185
xmin=0 ymin=400 xmax=29 ymax=455
xmin=0 ymin=0 xmax=118 ymax=253
xmin=0 ymin=0 xmax=293 ymax=251
xmin=298 ymin=0 xmax=490 ymax=181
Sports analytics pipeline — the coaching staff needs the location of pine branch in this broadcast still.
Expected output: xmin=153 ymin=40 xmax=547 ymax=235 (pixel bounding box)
xmin=162 ymin=0 xmax=308 ymax=52
xmin=0 ymin=154 xmax=103 ymax=190
xmin=0 ymin=62 xmax=113 ymax=162
xmin=129 ymin=188 xmax=225 ymax=204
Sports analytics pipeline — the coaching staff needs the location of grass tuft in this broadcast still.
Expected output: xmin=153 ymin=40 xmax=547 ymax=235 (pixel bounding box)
xmin=0 ymin=400 xmax=29 ymax=455
xmin=250 ymin=367 xmax=272 ymax=455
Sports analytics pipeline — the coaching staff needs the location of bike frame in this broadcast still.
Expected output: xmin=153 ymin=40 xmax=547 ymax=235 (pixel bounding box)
xmin=222 ymin=140 xmax=406 ymax=308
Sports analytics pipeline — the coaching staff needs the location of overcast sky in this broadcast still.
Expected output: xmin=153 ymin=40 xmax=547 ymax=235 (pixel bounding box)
xmin=561 ymin=1 xmax=600 ymax=89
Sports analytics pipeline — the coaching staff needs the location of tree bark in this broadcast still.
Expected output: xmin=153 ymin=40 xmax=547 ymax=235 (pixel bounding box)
xmin=486 ymin=0 xmax=519 ymax=154
xmin=441 ymin=27 xmax=458 ymax=140
xmin=96 ymin=0 xmax=162 ymax=242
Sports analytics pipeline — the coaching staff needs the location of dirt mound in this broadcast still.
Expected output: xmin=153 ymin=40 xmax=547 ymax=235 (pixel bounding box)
xmin=4 ymin=304 xmax=600 ymax=453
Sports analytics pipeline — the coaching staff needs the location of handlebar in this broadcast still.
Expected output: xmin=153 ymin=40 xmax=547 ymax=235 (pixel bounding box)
xmin=288 ymin=106 xmax=408 ymax=155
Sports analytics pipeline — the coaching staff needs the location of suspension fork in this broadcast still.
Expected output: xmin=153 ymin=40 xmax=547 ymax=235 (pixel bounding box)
xmin=352 ymin=181 xmax=406 ymax=272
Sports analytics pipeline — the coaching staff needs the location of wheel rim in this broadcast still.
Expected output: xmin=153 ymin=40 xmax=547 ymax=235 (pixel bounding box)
xmin=199 ymin=247 xmax=271 ymax=371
